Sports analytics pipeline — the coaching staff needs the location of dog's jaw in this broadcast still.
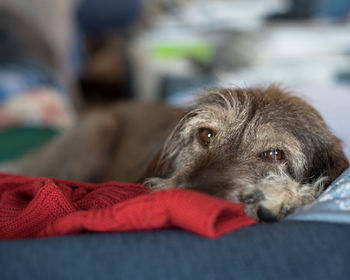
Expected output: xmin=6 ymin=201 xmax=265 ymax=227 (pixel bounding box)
xmin=145 ymin=170 xmax=327 ymax=222
xmin=241 ymin=169 xmax=327 ymax=222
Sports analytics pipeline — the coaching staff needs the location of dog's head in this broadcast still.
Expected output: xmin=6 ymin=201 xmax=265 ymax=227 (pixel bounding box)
xmin=143 ymin=86 xmax=349 ymax=221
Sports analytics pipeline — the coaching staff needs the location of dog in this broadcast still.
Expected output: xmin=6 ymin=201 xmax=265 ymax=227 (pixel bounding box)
xmin=4 ymin=85 xmax=349 ymax=222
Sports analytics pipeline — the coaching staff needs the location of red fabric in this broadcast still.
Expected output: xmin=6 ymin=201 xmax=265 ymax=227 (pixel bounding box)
xmin=0 ymin=173 xmax=256 ymax=240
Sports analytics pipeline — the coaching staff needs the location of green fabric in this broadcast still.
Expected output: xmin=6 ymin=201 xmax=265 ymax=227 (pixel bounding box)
xmin=0 ymin=127 xmax=58 ymax=162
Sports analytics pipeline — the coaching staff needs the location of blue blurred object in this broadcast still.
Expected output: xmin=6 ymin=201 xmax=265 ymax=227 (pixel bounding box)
xmin=266 ymin=0 xmax=350 ymax=21
xmin=77 ymin=0 xmax=142 ymax=34
xmin=0 ymin=61 xmax=62 ymax=102
xmin=315 ymin=0 xmax=350 ymax=19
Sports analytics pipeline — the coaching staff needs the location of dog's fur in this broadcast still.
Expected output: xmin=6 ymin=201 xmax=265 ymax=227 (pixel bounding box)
xmin=4 ymin=86 xmax=349 ymax=222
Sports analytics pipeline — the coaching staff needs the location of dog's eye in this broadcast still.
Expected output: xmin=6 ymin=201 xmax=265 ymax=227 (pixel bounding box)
xmin=259 ymin=149 xmax=285 ymax=161
xmin=197 ymin=128 xmax=215 ymax=147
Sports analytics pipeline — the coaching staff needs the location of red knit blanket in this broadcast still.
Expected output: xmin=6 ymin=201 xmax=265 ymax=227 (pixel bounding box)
xmin=0 ymin=173 xmax=256 ymax=240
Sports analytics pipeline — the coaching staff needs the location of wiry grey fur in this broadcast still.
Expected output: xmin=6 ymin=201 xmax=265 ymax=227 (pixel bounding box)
xmin=143 ymin=86 xmax=349 ymax=221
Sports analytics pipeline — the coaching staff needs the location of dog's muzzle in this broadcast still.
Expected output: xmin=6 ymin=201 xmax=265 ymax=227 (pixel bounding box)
xmin=257 ymin=206 xmax=278 ymax=223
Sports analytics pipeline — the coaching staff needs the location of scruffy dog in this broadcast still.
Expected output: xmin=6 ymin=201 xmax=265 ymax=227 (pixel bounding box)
xmin=6 ymin=86 xmax=349 ymax=222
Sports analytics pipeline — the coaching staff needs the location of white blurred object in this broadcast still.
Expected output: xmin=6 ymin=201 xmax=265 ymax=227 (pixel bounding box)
xmin=130 ymin=0 xmax=288 ymax=100
xmin=293 ymin=84 xmax=350 ymax=160
xmin=218 ymin=23 xmax=350 ymax=87
xmin=0 ymin=87 xmax=75 ymax=129
xmin=129 ymin=28 xmax=205 ymax=100
xmin=173 ymin=0 xmax=289 ymax=31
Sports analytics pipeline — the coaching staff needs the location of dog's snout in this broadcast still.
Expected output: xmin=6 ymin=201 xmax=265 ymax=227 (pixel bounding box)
xmin=257 ymin=206 xmax=277 ymax=223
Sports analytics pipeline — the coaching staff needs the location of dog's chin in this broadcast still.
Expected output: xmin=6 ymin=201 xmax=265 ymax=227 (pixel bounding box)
xmin=240 ymin=173 xmax=327 ymax=223
xmin=144 ymin=171 xmax=327 ymax=223
xmin=243 ymin=202 xmax=293 ymax=223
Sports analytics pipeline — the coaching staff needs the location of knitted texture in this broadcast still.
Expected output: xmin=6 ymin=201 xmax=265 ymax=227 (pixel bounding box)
xmin=0 ymin=173 xmax=256 ymax=239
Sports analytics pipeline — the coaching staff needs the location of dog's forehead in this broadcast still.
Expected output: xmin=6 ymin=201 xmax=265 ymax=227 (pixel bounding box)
xmin=193 ymin=89 xmax=275 ymax=127
xmin=190 ymin=87 xmax=328 ymax=149
xmin=195 ymin=87 xmax=322 ymax=127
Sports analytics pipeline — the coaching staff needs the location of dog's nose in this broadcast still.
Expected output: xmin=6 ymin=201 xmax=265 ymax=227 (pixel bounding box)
xmin=257 ymin=206 xmax=277 ymax=223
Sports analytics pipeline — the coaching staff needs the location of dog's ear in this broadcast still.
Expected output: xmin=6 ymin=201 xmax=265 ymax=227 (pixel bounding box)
xmin=138 ymin=150 xmax=163 ymax=182
xmin=140 ymin=110 xmax=195 ymax=183
xmin=139 ymin=146 xmax=179 ymax=182
xmin=325 ymin=138 xmax=349 ymax=183
xmin=307 ymin=137 xmax=349 ymax=186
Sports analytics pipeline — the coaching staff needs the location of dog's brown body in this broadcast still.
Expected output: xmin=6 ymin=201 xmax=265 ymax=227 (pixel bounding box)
xmin=13 ymin=102 xmax=182 ymax=183
xmin=6 ymin=86 xmax=349 ymax=222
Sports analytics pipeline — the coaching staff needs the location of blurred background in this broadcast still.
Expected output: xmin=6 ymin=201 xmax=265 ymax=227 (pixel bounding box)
xmin=0 ymin=0 xmax=349 ymax=161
